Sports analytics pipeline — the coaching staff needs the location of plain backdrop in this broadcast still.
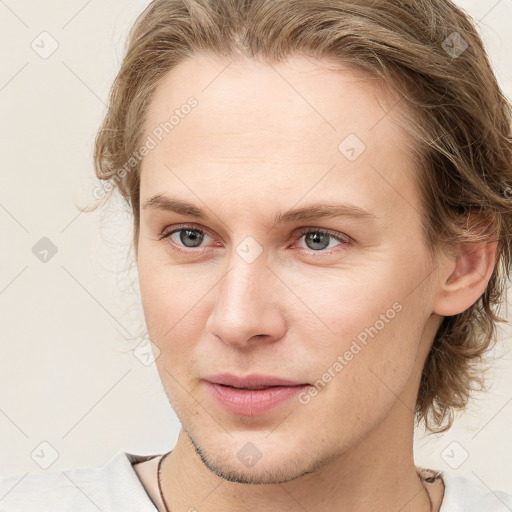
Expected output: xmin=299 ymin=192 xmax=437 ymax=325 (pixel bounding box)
xmin=1 ymin=0 xmax=511 ymax=494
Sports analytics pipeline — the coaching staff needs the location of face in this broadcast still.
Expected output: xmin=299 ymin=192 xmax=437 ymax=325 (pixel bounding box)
xmin=136 ymin=53 xmax=441 ymax=484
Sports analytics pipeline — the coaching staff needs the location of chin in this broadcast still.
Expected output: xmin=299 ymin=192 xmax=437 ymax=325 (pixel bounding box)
xmin=184 ymin=424 xmax=332 ymax=485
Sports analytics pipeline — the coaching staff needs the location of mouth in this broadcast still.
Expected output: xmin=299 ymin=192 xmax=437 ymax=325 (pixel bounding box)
xmin=203 ymin=373 xmax=309 ymax=416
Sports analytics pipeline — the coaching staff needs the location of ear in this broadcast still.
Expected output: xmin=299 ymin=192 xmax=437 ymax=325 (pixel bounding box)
xmin=433 ymin=239 xmax=498 ymax=317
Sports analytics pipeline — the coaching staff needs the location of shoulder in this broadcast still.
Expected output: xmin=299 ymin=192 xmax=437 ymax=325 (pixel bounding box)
xmin=441 ymin=471 xmax=512 ymax=511
xmin=0 ymin=451 xmax=161 ymax=511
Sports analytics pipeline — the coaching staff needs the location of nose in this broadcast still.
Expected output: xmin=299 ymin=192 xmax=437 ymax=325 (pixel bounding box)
xmin=205 ymin=254 xmax=287 ymax=349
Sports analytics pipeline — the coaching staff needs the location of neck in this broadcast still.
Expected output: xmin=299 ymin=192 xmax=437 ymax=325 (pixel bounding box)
xmin=159 ymin=408 xmax=432 ymax=512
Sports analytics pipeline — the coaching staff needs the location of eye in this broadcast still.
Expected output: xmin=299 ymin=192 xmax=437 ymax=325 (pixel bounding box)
xmin=159 ymin=224 xmax=214 ymax=253
xmin=294 ymin=228 xmax=350 ymax=253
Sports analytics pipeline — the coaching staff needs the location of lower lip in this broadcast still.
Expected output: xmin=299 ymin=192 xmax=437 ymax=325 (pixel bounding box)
xmin=205 ymin=381 xmax=308 ymax=416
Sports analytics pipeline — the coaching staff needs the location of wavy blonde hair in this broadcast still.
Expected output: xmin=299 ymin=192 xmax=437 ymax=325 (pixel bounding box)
xmin=88 ymin=0 xmax=512 ymax=432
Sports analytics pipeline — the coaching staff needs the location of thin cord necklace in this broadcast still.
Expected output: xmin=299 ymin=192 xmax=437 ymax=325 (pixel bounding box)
xmin=157 ymin=454 xmax=439 ymax=512
xmin=418 ymin=467 xmax=442 ymax=512
xmin=157 ymin=451 xmax=172 ymax=512
xmin=422 ymin=478 xmax=434 ymax=512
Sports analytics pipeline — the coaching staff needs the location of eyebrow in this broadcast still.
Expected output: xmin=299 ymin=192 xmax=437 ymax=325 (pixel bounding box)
xmin=142 ymin=194 xmax=377 ymax=225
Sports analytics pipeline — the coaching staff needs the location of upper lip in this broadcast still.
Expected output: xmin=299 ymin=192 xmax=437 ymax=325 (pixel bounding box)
xmin=204 ymin=373 xmax=307 ymax=389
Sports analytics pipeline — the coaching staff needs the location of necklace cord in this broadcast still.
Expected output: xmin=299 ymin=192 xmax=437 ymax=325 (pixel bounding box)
xmin=418 ymin=468 xmax=442 ymax=512
xmin=157 ymin=451 xmax=172 ymax=512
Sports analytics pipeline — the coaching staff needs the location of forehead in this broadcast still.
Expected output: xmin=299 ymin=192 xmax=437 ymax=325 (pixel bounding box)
xmin=140 ymin=53 xmax=421 ymax=224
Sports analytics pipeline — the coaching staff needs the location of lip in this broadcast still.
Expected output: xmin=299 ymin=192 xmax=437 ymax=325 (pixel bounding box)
xmin=204 ymin=373 xmax=309 ymax=416
xmin=205 ymin=373 xmax=306 ymax=389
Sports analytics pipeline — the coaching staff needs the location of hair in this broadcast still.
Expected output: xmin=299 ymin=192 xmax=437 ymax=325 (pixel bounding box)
xmin=87 ymin=0 xmax=512 ymax=432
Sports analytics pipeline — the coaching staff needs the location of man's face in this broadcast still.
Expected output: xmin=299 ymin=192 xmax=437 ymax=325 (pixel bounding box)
xmin=137 ymin=54 xmax=442 ymax=483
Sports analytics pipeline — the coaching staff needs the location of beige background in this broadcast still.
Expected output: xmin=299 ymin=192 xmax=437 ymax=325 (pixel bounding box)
xmin=0 ymin=0 xmax=511 ymax=494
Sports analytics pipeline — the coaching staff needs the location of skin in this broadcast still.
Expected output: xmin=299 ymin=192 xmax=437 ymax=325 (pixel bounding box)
xmin=134 ymin=53 xmax=497 ymax=512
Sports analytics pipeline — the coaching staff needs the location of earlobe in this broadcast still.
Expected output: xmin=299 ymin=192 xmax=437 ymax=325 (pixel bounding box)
xmin=433 ymin=240 xmax=498 ymax=316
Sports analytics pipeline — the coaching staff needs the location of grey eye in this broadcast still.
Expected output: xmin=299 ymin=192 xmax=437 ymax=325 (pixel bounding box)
xmin=303 ymin=232 xmax=331 ymax=251
xmin=175 ymin=228 xmax=206 ymax=247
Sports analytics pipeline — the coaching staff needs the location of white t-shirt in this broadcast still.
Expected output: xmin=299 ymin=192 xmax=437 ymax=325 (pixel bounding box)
xmin=1 ymin=450 xmax=511 ymax=511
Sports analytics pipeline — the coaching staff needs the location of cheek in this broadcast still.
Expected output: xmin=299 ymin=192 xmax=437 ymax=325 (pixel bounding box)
xmin=137 ymin=242 xmax=198 ymax=332
xmin=137 ymin=250 xmax=220 ymax=382
xmin=298 ymin=260 xmax=428 ymax=399
xmin=137 ymin=255 xmax=205 ymax=408
xmin=297 ymin=305 xmax=425 ymax=447
xmin=291 ymin=262 xmax=409 ymax=349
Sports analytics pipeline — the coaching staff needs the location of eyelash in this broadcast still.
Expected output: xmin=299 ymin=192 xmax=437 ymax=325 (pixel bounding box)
xmin=158 ymin=223 xmax=351 ymax=256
